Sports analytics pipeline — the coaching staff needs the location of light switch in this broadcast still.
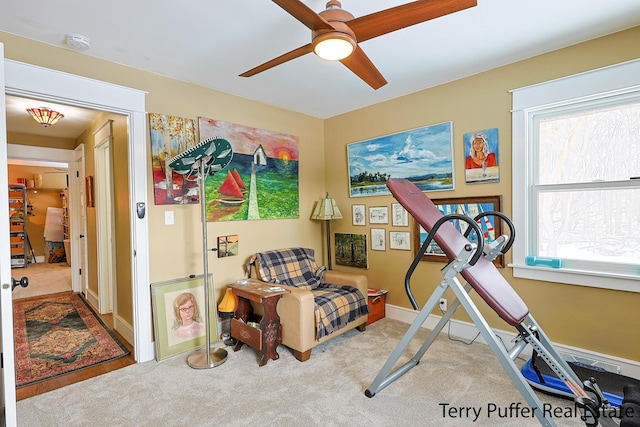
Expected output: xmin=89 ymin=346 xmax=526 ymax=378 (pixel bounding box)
xmin=165 ymin=210 xmax=174 ymax=225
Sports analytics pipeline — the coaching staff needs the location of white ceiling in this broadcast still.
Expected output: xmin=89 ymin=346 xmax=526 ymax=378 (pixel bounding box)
xmin=1 ymin=0 xmax=639 ymax=136
xmin=5 ymin=95 xmax=102 ymax=139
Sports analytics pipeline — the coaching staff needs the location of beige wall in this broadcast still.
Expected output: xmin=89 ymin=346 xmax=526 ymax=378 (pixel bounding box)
xmin=324 ymin=27 xmax=640 ymax=361
xmin=2 ymin=26 xmax=639 ymax=362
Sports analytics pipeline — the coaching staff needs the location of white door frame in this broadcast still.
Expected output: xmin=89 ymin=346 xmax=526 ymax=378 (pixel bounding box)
xmin=70 ymin=144 xmax=89 ymax=296
xmin=94 ymin=122 xmax=115 ymax=314
xmin=3 ymin=61 xmax=153 ymax=366
xmin=0 ymin=43 xmax=17 ymax=427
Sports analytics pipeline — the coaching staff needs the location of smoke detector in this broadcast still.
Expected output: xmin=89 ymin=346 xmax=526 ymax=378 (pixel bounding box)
xmin=65 ymin=33 xmax=92 ymax=50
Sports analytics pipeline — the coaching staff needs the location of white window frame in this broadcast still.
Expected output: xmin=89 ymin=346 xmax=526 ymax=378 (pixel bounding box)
xmin=511 ymin=59 xmax=640 ymax=293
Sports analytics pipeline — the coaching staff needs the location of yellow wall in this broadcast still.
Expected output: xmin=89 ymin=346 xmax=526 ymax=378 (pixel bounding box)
xmin=8 ymin=131 xmax=76 ymax=150
xmin=2 ymin=26 xmax=639 ymax=362
xmin=74 ymin=113 xmax=133 ymax=323
xmin=324 ymin=27 xmax=640 ymax=361
xmin=111 ymin=115 xmax=133 ymax=324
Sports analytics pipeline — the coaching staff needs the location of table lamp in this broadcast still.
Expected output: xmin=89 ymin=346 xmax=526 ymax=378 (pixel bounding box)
xmin=311 ymin=193 xmax=343 ymax=270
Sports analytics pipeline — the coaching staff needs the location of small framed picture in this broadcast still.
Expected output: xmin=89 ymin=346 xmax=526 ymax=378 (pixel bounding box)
xmin=335 ymin=233 xmax=368 ymax=269
xmin=352 ymin=204 xmax=366 ymax=226
xmin=217 ymin=234 xmax=238 ymax=257
xmin=371 ymin=228 xmax=386 ymax=251
xmin=151 ymin=274 xmax=217 ymax=361
xmin=390 ymin=231 xmax=411 ymax=250
xmin=369 ymin=206 xmax=389 ymax=224
xmin=392 ymin=203 xmax=409 ymax=227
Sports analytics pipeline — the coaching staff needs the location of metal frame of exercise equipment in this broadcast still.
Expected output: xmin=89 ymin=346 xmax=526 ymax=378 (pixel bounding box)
xmin=364 ymin=179 xmax=620 ymax=427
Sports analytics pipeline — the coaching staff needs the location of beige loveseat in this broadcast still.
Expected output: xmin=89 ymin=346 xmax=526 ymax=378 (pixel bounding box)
xmin=248 ymin=248 xmax=369 ymax=362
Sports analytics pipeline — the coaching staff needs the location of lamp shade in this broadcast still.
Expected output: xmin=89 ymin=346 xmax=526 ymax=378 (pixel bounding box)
xmin=27 ymin=108 xmax=64 ymax=127
xmin=311 ymin=193 xmax=343 ymax=221
xmin=218 ymin=288 xmax=238 ymax=314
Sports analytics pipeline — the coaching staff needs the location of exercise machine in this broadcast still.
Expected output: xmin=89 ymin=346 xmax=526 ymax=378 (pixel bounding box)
xmin=365 ymin=178 xmax=633 ymax=427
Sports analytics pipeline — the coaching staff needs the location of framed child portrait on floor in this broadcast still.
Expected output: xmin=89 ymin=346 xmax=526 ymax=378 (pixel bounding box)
xmin=151 ymin=274 xmax=217 ymax=361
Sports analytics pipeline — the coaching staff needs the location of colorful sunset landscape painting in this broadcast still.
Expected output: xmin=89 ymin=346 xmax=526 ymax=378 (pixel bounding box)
xmin=198 ymin=117 xmax=299 ymax=222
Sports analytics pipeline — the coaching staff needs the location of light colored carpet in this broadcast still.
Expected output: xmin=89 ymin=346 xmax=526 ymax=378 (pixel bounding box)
xmin=16 ymin=318 xmax=586 ymax=426
xmin=11 ymin=262 xmax=71 ymax=300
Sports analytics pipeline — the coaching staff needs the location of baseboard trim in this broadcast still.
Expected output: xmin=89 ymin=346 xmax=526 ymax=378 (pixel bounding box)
xmin=386 ymin=303 xmax=640 ymax=379
xmin=86 ymin=289 xmax=99 ymax=309
xmin=114 ymin=315 xmax=134 ymax=348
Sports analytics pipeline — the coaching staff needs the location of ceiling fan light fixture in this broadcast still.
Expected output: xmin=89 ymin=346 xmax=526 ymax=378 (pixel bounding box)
xmin=313 ymin=32 xmax=356 ymax=61
xmin=26 ymin=107 xmax=65 ymax=127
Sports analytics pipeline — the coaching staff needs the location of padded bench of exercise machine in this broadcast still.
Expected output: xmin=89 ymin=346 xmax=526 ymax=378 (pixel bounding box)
xmin=387 ymin=179 xmax=529 ymax=326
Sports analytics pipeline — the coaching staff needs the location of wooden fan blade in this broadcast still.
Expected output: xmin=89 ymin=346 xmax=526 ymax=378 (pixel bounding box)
xmin=272 ymin=0 xmax=334 ymax=31
xmin=240 ymin=44 xmax=314 ymax=77
xmin=348 ymin=0 xmax=477 ymax=43
xmin=340 ymin=45 xmax=387 ymax=89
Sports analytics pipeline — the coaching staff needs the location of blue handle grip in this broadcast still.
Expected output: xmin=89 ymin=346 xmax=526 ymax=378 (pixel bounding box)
xmin=526 ymin=256 xmax=562 ymax=268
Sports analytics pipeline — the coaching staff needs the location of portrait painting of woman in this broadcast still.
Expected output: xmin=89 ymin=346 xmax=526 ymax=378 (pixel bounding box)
xmin=172 ymin=292 xmax=205 ymax=339
xmin=464 ymin=128 xmax=500 ymax=184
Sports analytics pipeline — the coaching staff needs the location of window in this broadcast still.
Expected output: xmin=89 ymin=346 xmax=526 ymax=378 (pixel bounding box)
xmin=511 ymin=59 xmax=640 ymax=292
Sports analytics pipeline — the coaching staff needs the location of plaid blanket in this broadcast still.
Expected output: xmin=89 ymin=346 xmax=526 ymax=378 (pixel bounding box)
xmin=313 ymin=284 xmax=369 ymax=340
xmin=253 ymin=247 xmax=325 ymax=290
xmin=251 ymin=248 xmax=369 ymax=340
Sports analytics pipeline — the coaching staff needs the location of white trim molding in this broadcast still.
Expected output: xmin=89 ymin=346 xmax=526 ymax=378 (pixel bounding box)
xmin=510 ymin=58 xmax=640 ymax=292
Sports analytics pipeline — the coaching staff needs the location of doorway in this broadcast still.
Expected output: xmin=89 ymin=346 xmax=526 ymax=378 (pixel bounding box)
xmin=7 ymin=157 xmax=73 ymax=300
xmin=6 ymin=104 xmax=124 ymax=397
xmin=2 ymin=56 xmax=152 ymax=423
xmin=3 ymin=58 xmax=153 ymax=360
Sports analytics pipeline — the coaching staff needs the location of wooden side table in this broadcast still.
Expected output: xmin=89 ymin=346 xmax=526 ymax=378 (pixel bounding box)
xmin=367 ymin=289 xmax=388 ymax=325
xmin=228 ymin=281 xmax=290 ymax=366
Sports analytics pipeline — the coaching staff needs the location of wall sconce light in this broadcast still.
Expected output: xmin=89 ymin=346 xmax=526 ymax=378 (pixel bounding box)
xmin=26 ymin=107 xmax=64 ymax=127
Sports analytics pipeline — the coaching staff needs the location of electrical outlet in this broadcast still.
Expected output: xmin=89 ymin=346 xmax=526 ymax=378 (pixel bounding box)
xmin=439 ymin=298 xmax=447 ymax=312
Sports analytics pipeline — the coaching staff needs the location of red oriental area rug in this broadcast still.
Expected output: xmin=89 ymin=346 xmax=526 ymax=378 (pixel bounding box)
xmin=13 ymin=293 xmax=130 ymax=387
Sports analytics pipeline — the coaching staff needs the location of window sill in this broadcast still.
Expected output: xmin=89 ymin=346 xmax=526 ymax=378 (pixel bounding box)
xmin=511 ymin=264 xmax=639 ymax=293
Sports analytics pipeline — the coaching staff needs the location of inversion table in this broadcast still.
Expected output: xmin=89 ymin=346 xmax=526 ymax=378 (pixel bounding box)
xmin=365 ymin=178 xmax=623 ymax=427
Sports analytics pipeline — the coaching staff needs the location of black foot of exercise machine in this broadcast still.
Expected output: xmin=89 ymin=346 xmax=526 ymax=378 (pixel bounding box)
xmin=364 ymin=178 xmax=639 ymax=427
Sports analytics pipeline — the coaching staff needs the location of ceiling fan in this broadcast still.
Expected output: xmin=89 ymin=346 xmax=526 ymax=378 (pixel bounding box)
xmin=240 ymin=0 xmax=477 ymax=89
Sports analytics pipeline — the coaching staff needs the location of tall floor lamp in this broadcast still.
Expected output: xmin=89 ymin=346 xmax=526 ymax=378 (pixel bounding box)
xmin=311 ymin=193 xmax=343 ymax=270
xmin=169 ymin=136 xmax=233 ymax=369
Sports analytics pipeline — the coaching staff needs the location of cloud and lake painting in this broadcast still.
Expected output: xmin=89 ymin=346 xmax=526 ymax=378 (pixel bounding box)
xmin=347 ymin=121 xmax=454 ymax=197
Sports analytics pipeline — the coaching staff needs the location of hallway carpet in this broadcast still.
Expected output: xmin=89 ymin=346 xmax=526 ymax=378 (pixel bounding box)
xmin=13 ymin=293 xmax=129 ymax=387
